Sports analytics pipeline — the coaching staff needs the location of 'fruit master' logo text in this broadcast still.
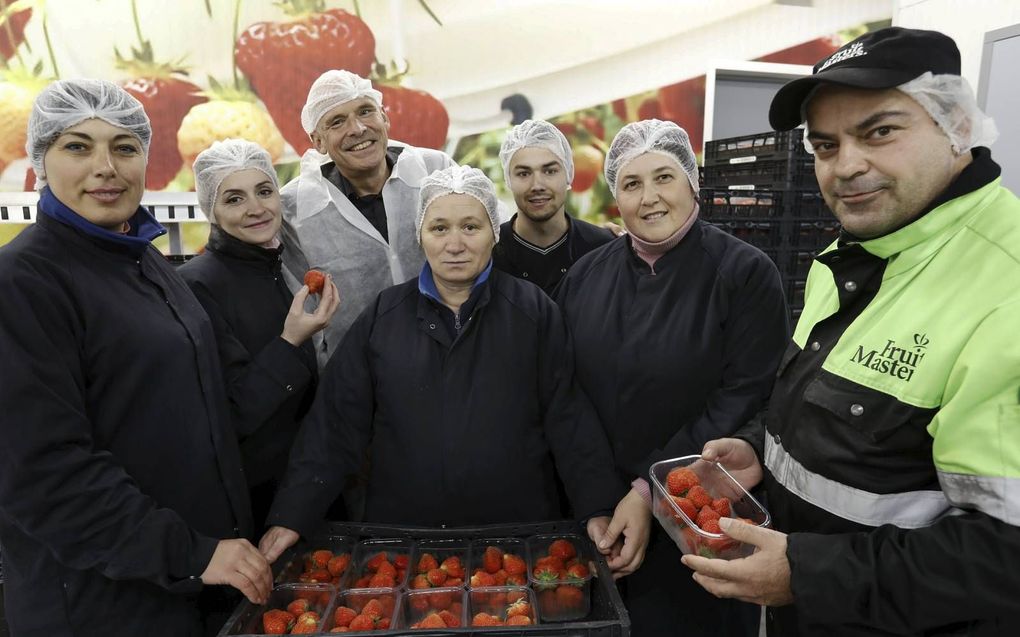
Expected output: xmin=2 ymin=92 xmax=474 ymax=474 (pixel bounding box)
xmin=851 ymin=333 xmax=929 ymax=382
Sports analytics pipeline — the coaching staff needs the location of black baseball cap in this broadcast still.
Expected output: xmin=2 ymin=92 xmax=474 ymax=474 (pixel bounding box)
xmin=768 ymin=27 xmax=961 ymax=130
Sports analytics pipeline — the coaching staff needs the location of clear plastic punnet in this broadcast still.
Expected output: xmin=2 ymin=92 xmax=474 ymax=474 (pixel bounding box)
xmin=649 ymin=455 xmax=770 ymax=560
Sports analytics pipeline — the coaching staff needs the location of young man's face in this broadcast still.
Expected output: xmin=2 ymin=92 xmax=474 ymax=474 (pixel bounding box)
xmin=311 ymin=97 xmax=390 ymax=177
xmin=507 ymin=147 xmax=569 ymax=224
xmin=806 ymin=85 xmax=966 ymax=239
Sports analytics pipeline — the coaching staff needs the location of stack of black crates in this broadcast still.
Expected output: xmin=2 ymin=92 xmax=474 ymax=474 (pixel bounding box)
xmin=700 ymin=127 xmax=840 ymax=322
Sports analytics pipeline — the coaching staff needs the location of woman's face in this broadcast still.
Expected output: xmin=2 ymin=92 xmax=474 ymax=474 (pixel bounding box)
xmin=213 ymin=168 xmax=282 ymax=245
xmin=420 ymin=193 xmax=495 ymax=289
xmin=615 ymin=152 xmax=695 ymax=243
xmin=43 ymin=118 xmax=146 ymax=231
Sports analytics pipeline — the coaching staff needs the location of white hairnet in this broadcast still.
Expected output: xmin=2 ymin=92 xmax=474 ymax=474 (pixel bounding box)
xmin=27 ymin=78 xmax=151 ymax=190
xmin=300 ymin=70 xmax=383 ymax=135
xmin=499 ymin=119 xmax=575 ymax=187
xmin=416 ymin=164 xmax=500 ymax=244
xmin=604 ymin=119 xmax=699 ymax=197
xmin=193 ymin=138 xmax=279 ymax=222
xmin=802 ymin=72 xmax=998 ymax=155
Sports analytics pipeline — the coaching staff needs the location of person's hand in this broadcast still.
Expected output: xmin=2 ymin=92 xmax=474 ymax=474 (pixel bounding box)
xmin=586 ymin=516 xmax=621 ymax=563
xmin=598 ymin=488 xmax=652 ymax=579
xmin=281 ymin=276 xmax=340 ymax=346
xmin=701 ymin=438 xmax=763 ymax=492
xmin=200 ymin=538 xmax=273 ymax=605
xmin=259 ymin=526 xmax=300 ymax=564
xmin=602 ymin=220 xmax=627 ymax=237
xmin=680 ymin=517 xmax=794 ymax=606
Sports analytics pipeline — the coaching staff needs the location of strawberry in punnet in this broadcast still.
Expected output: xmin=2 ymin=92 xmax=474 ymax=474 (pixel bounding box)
xmin=416 ymin=552 xmax=438 ymax=573
xmin=309 ymin=549 xmax=333 ymax=570
xmin=470 ymin=570 xmax=496 ymax=588
xmin=481 ymin=545 xmax=502 ymax=574
xmin=333 ymin=605 xmax=357 ymax=628
xmin=506 ymin=598 xmax=532 ymax=620
xmin=571 ymin=145 xmax=603 ymax=193
xmin=566 ymin=562 xmax=589 ymax=584
xmin=0 ymin=0 xmax=31 ymax=61
xmin=347 ymin=614 xmax=375 ymax=631
xmin=425 ymin=568 xmax=447 ymax=587
xmin=548 ymin=538 xmax=577 ymax=561
xmin=286 ymin=598 xmax=311 ymax=616
xmin=367 ymin=572 xmax=395 ymax=588
xmin=365 ymin=552 xmax=388 ymax=572
xmin=411 ymin=573 xmax=430 ymax=590
xmin=532 ymin=563 xmax=560 ymax=589
xmin=711 ymin=497 xmax=732 ymax=518
xmin=235 ymin=0 xmax=375 ymax=155
xmin=696 ymin=504 xmax=721 ymax=529
xmin=439 ymin=555 xmax=464 ymax=579
xmin=394 ymin=554 xmax=410 ymax=570
xmin=0 ymin=65 xmax=48 ymax=166
xmin=428 ymin=589 xmax=455 ymax=610
xmin=687 ymin=484 xmax=713 ymax=510
xmin=672 ymin=496 xmax=698 ymax=524
xmin=555 ymin=583 xmax=584 ymax=610
xmin=471 ymin=612 xmax=503 ymax=626
xmin=417 ymin=612 xmax=448 ymax=628
xmin=666 ymin=467 xmax=700 ymax=496
xmin=438 ymin=609 xmax=461 ymax=627
xmin=291 ymin=611 xmax=320 ymax=634
xmin=361 ymin=598 xmax=385 ymax=620
xmin=502 ymin=552 xmax=526 ymax=577
xmin=328 ymin=553 xmax=351 ymax=576
xmin=262 ymin=609 xmax=295 ymax=634
xmin=507 ymin=614 xmax=532 ymax=626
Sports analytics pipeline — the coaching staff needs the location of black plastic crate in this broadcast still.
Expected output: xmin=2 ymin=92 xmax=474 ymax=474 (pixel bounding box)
xmin=220 ymin=521 xmax=629 ymax=636
xmin=704 ymin=128 xmax=809 ymax=167
xmin=786 ymin=278 xmax=807 ymax=309
xmin=791 ymin=220 xmax=841 ymax=251
xmin=701 ymin=156 xmax=817 ymax=191
xmin=711 ymin=220 xmax=785 ymax=247
xmin=701 ymin=188 xmax=827 ymax=220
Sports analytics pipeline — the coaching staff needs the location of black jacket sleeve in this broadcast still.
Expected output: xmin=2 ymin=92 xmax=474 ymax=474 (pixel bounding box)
xmin=187 ymin=280 xmax=314 ymax=437
xmin=0 ymin=264 xmax=217 ymax=591
xmin=789 ymin=512 xmax=1020 ymax=632
xmin=538 ymin=301 xmax=628 ymax=520
xmin=635 ymin=254 xmax=789 ymax=477
xmin=265 ymin=303 xmax=376 ymax=536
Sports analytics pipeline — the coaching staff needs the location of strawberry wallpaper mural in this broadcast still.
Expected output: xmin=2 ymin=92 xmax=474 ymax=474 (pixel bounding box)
xmin=0 ymin=0 xmax=888 ymax=251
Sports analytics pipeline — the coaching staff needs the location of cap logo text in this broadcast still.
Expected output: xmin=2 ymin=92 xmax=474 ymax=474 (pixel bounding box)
xmin=819 ymin=41 xmax=868 ymax=71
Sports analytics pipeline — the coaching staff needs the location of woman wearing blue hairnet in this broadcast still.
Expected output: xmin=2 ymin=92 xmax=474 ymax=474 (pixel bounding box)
xmin=0 ymin=79 xmax=272 ymax=637
xmin=179 ymin=139 xmax=342 ymax=530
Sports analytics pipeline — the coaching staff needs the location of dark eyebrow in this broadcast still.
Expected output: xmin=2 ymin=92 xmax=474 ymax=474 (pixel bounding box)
xmin=255 ymin=180 xmax=274 ymax=189
xmin=809 ymin=110 xmax=912 ymax=141
xmin=619 ymin=163 xmax=675 ymax=182
xmin=221 ymin=189 xmax=245 ymax=197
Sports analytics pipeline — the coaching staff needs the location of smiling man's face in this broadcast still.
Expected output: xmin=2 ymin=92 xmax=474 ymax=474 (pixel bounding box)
xmin=311 ymin=97 xmax=391 ymax=178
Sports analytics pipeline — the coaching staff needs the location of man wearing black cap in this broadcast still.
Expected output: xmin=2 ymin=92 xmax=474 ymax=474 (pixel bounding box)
xmin=682 ymin=27 xmax=1020 ymax=636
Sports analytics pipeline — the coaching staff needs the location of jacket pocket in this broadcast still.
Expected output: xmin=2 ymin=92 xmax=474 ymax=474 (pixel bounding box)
xmin=803 ymin=371 xmax=936 ymax=444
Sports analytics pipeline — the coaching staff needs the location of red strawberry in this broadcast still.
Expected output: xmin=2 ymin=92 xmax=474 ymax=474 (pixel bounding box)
xmin=375 ymin=81 xmax=449 ymax=150
xmin=428 ymin=589 xmax=454 ymax=610
xmin=394 ymin=554 xmax=410 ymax=569
xmin=365 ymin=552 xmax=388 ymax=572
xmin=306 ymin=568 xmax=332 ymax=584
xmin=333 ymin=606 xmax=357 ymax=628
xmin=304 ymin=269 xmax=326 ymax=294
xmin=506 ymin=573 xmax=526 ymax=586
xmin=438 ymin=609 xmax=460 ymax=627
xmin=566 ymin=562 xmax=589 ymax=583
xmin=532 ymin=563 xmax=560 ymax=587
xmin=426 ymin=568 xmax=447 ymax=587
xmin=666 ymin=467 xmax=700 ymax=496
xmin=417 ymin=552 xmax=438 ymax=574
xmin=410 ymin=594 xmax=430 ymax=612
xmin=235 ymin=2 xmax=375 ymax=154
xmin=535 ymin=555 xmax=565 ymax=573
xmin=471 ymin=612 xmax=503 ymax=626
xmin=419 ymin=612 xmax=447 ymax=628
xmin=262 ymin=609 xmax=295 ymax=634
xmin=470 ymin=570 xmax=496 ymax=588
xmin=711 ymin=497 xmax=732 ymax=518
xmin=555 ymin=584 xmax=584 ymax=610
xmin=611 ymin=98 xmax=629 ymax=122
xmin=367 ymin=572 xmax=395 ymax=588
xmin=537 ymin=588 xmax=557 ymax=615
xmin=347 ymin=614 xmax=375 ymax=631
xmin=310 ymin=549 xmax=333 ymax=569
xmin=411 ymin=574 xmax=430 ymax=590
xmin=0 ymin=1 xmax=32 ymax=61
xmin=492 ymin=569 xmax=508 ymax=586
xmin=328 ymin=553 xmax=351 ymax=576
xmin=579 ymin=114 xmax=605 ymax=140
xmin=696 ymin=505 xmax=721 ymax=529
xmin=672 ymin=496 xmax=698 ymax=523
xmin=291 ymin=611 xmax=320 ymax=634
xmin=481 ymin=546 xmax=502 ymax=574
xmin=506 ymin=614 xmax=532 ymax=626
xmin=507 ymin=589 xmax=527 ymax=605
xmin=506 ymin=599 xmax=532 ymax=619
xmin=361 ymin=598 xmax=384 ymax=620
xmin=286 ymin=598 xmax=311 ymax=616
xmin=375 ymin=560 xmax=397 ymax=579
xmin=439 ymin=555 xmax=464 ymax=579
xmin=687 ymin=485 xmax=713 ymax=510
xmin=571 ymin=145 xmax=603 ymax=193
xmin=502 ymin=553 xmax=526 ymax=576
xmin=444 ymin=577 xmax=463 ymax=587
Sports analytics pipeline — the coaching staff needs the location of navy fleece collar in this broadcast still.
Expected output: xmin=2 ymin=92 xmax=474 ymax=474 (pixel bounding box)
xmin=37 ymin=187 xmax=166 ymax=256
